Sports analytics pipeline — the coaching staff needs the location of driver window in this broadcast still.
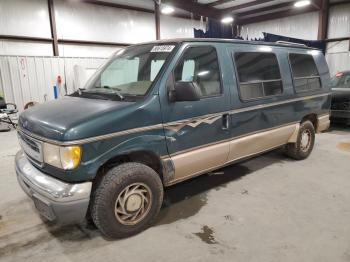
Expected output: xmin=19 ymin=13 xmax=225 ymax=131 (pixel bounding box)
xmin=174 ymin=46 xmax=221 ymax=98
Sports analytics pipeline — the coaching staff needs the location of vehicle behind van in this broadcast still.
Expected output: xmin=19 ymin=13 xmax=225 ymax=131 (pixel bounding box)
xmin=15 ymin=39 xmax=330 ymax=238
xmin=330 ymin=71 xmax=350 ymax=124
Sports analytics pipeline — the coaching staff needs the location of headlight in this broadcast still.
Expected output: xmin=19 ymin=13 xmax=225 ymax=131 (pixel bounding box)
xmin=43 ymin=143 xmax=81 ymax=170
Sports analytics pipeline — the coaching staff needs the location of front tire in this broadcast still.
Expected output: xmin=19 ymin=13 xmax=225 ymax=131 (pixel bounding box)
xmin=91 ymin=162 xmax=163 ymax=239
xmin=285 ymin=120 xmax=315 ymax=160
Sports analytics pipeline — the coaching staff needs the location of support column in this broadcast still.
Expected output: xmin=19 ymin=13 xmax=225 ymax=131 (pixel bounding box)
xmin=48 ymin=0 xmax=59 ymax=56
xmin=317 ymin=0 xmax=329 ymax=41
xmin=155 ymin=1 xmax=161 ymax=40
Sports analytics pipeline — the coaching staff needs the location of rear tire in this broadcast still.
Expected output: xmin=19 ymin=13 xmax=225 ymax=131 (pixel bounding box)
xmin=91 ymin=162 xmax=163 ymax=239
xmin=285 ymin=120 xmax=315 ymax=160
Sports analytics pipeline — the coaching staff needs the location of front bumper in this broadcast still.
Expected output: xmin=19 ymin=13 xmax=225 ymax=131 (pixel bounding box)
xmin=15 ymin=151 xmax=92 ymax=224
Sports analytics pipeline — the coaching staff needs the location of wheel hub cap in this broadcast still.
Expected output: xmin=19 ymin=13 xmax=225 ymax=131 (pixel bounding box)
xmin=114 ymin=183 xmax=152 ymax=225
xmin=126 ymin=194 xmax=142 ymax=212
xmin=301 ymin=130 xmax=311 ymax=151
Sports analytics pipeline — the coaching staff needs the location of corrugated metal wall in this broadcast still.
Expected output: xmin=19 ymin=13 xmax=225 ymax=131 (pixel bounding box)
xmin=0 ymin=56 xmax=107 ymax=112
xmin=240 ymin=12 xmax=320 ymax=40
xmin=326 ymin=3 xmax=350 ymax=76
xmin=0 ymin=0 xmax=206 ymax=57
xmin=240 ymin=3 xmax=350 ymax=76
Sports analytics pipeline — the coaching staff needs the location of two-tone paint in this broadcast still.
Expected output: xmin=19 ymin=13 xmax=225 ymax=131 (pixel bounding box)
xmin=16 ymin=39 xmax=330 ymax=223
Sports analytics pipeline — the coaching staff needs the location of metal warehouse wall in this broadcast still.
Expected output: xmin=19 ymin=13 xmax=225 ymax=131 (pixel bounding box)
xmin=326 ymin=3 xmax=350 ymax=76
xmin=241 ymin=3 xmax=350 ymax=77
xmin=0 ymin=0 xmax=205 ymax=57
xmin=0 ymin=56 xmax=107 ymax=112
xmin=241 ymin=12 xmax=320 ymax=40
xmin=0 ymin=0 xmax=206 ymax=112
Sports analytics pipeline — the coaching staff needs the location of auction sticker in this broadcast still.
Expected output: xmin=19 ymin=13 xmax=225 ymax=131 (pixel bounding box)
xmin=151 ymin=45 xmax=175 ymax=52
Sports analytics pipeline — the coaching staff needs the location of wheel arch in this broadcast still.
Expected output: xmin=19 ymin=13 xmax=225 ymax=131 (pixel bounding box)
xmin=94 ymin=149 xmax=166 ymax=186
xmin=301 ymin=113 xmax=318 ymax=130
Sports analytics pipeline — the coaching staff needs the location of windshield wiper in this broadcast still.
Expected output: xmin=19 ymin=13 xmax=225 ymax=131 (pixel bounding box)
xmin=78 ymin=88 xmax=85 ymax=95
xmin=100 ymin=86 xmax=124 ymax=101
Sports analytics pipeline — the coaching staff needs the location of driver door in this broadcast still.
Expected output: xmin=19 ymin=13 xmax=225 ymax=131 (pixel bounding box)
xmin=160 ymin=44 xmax=232 ymax=182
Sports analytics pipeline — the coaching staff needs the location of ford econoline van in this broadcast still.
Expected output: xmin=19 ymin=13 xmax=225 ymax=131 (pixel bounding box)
xmin=15 ymin=39 xmax=330 ymax=238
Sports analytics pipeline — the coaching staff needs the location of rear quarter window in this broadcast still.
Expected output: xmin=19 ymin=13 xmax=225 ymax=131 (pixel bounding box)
xmin=289 ymin=53 xmax=321 ymax=93
xmin=233 ymin=52 xmax=283 ymax=101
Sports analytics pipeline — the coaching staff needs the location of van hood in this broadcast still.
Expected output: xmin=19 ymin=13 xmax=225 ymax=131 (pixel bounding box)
xmin=19 ymin=96 xmax=134 ymax=141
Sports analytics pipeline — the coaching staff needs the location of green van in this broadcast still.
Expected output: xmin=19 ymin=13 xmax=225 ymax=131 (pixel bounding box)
xmin=16 ymin=39 xmax=330 ymax=238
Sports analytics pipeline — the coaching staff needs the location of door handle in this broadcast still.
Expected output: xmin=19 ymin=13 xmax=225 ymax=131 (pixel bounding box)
xmin=222 ymin=113 xmax=229 ymax=130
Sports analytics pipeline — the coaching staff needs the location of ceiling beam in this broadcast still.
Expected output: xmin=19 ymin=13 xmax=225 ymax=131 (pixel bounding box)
xmin=207 ymin=0 xmax=236 ymax=7
xmin=220 ymin=0 xmax=276 ymax=15
xmin=239 ymin=4 xmax=318 ymax=25
xmin=163 ymin=0 xmax=222 ymax=19
xmin=237 ymin=2 xmax=296 ymax=19
xmin=81 ymin=0 xmax=154 ymax=13
xmin=81 ymin=0 xmax=200 ymax=20
xmin=329 ymin=0 xmax=350 ymax=6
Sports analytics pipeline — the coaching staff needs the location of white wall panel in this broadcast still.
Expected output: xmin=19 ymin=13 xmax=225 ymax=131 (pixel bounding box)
xmin=0 ymin=56 xmax=107 ymax=111
xmin=328 ymin=3 xmax=350 ymax=38
xmin=0 ymin=0 xmax=51 ymax=38
xmin=326 ymin=52 xmax=350 ymax=76
xmin=241 ymin=12 xmax=319 ymax=40
xmin=58 ymin=44 xmax=120 ymax=58
xmin=326 ymin=40 xmax=350 ymax=53
xmin=0 ymin=41 xmax=53 ymax=56
xmin=160 ymin=15 xmax=205 ymax=39
xmin=54 ymin=0 xmax=156 ymax=44
xmin=326 ymin=3 xmax=350 ymax=76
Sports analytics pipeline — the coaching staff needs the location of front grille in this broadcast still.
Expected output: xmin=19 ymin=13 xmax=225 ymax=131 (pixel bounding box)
xmin=331 ymin=101 xmax=350 ymax=110
xmin=17 ymin=131 xmax=43 ymax=165
xmin=19 ymin=133 xmax=40 ymax=152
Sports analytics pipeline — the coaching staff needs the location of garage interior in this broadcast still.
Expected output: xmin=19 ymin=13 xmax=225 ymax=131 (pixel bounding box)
xmin=1 ymin=0 xmax=350 ymax=261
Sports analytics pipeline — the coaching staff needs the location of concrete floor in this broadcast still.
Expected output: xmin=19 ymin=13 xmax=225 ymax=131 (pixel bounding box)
xmin=1 ymin=126 xmax=350 ymax=262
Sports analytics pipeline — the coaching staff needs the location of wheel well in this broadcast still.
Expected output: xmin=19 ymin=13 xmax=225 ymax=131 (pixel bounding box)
xmin=95 ymin=151 xmax=164 ymax=184
xmin=301 ymin=114 xmax=318 ymax=130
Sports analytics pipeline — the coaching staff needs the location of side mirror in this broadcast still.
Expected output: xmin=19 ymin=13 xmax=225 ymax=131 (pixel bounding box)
xmin=171 ymin=81 xmax=201 ymax=102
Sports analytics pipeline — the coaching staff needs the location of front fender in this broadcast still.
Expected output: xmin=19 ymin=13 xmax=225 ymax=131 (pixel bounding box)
xmin=80 ymin=132 xmax=169 ymax=180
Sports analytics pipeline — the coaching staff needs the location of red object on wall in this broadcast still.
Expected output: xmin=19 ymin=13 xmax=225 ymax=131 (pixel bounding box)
xmin=57 ymin=75 xmax=62 ymax=85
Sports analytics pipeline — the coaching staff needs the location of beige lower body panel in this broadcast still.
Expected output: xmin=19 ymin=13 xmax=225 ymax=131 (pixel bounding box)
xmin=317 ymin=114 xmax=330 ymax=133
xmin=170 ymin=142 xmax=229 ymax=182
xmin=167 ymin=123 xmax=299 ymax=185
xmin=227 ymin=124 xmax=297 ymax=161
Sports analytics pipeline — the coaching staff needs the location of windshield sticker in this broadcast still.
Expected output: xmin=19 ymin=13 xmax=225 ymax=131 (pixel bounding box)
xmin=151 ymin=45 xmax=175 ymax=53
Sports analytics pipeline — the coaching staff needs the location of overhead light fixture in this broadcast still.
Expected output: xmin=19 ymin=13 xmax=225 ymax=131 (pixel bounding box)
xmin=294 ymin=0 xmax=311 ymax=8
xmin=221 ymin=16 xmax=234 ymax=24
xmin=161 ymin=5 xmax=175 ymax=15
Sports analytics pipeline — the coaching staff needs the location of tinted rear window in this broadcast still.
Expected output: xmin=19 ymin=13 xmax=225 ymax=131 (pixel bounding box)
xmin=234 ymin=52 xmax=283 ymax=100
xmin=289 ymin=53 xmax=321 ymax=92
xmin=235 ymin=52 xmax=281 ymax=82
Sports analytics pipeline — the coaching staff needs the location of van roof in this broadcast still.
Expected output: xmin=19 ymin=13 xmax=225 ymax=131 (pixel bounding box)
xmin=142 ymin=38 xmax=318 ymax=50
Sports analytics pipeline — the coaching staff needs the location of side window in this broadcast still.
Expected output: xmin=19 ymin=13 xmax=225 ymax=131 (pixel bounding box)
xmin=233 ymin=52 xmax=283 ymax=100
xmin=174 ymin=46 xmax=221 ymax=98
xmin=289 ymin=53 xmax=321 ymax=92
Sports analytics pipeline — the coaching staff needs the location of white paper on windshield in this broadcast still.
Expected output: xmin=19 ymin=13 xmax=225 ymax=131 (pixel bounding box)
xmin=151 ymin=45 xmax=175 ymax=53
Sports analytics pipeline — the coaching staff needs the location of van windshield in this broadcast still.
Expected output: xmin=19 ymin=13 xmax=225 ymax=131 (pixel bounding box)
xmin=83 ymin=44 xmax=177 ymax=100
